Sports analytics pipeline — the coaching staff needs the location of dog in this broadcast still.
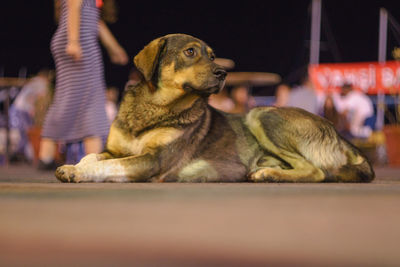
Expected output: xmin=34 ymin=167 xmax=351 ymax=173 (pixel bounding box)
xmin=55 ymin=34 xmax=374 ymax=183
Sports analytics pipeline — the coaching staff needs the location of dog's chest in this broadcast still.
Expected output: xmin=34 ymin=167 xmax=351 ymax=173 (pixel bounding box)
xmin=107 ymin=126 xmax=183 ymax=156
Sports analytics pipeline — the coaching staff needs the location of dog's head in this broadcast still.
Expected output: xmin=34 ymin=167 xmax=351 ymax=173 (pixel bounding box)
xmin=134 ymin=34 xmax=227 ymax=105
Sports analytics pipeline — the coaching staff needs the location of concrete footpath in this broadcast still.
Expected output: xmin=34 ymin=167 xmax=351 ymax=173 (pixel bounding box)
xmin=0 ymin=164 xmax=400 ymax=266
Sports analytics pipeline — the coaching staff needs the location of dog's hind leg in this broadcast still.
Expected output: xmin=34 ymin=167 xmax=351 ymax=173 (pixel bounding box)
xmin=249 ymin=153 xmax=325 ymax=182
xmin=329 ymin=148 xmax=375 ymax=182
xmin=246 ymin=107 xmax=374 ymax=183
xmin=245 ymin=107 xmax=326 ymax=182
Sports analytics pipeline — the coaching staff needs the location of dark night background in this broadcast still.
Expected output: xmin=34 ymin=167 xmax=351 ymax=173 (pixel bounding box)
xmin=1 ymin=0 xmax=400 ymax=95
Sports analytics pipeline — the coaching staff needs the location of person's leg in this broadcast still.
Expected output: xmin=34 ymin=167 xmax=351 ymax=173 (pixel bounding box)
xmin=38 ymin=138 xmax=59 ymax=170
xmin=83 ymin=136 xmax=103 ymax=155
xmin=39 ymin=138 xmax=57 ymax=163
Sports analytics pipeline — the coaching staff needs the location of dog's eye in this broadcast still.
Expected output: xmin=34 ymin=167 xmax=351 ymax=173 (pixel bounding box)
xmin=184 ymin=48 xmax=196 ymax=57
xmin=210 ymin=54 xmax=215 ymax=61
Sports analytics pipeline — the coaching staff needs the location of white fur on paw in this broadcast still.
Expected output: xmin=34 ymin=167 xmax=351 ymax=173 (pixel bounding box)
xmin=76 ymin=153 xmax=99 ymax=166
xmin=55 ymin=165 xmax=88 ymax=183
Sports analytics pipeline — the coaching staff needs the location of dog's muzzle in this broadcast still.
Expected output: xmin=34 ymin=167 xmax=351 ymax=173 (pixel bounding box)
xmin=183 ymin=84 xmax=221 ymax=96
xmin=213 ymin=68 xmax=227 ymax=81
xmin=183 ymin=68 xmax=227 ymax=96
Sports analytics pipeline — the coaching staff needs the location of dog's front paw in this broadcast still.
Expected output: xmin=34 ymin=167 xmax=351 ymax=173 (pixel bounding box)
xmin=248 ymin=168 xmax=278 ymax=182
xmin=55 ymin=165 xmax=86 ymax=183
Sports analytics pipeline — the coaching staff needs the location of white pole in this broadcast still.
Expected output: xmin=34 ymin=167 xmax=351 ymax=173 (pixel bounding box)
xmin=310 ymin=0 xmax=322 ymax=64
xmin=376 ymin=8 xmax=388 ymax=131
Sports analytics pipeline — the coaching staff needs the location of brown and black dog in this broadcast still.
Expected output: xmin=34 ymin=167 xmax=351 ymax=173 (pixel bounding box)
xmin=55 ymin=34 xmax=374 ymax=183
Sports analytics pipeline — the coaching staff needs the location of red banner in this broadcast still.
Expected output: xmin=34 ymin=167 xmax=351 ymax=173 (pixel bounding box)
xmin=309 ymin=61 xmax=400 ymax=94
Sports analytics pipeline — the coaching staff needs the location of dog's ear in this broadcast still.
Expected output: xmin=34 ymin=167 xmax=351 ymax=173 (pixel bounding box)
xmin=134 ymin=37 xmax=167 ymax=83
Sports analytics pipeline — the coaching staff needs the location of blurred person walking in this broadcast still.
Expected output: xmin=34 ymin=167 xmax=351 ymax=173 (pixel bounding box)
xmin=38 ymin=0 xmax=128 ymax=169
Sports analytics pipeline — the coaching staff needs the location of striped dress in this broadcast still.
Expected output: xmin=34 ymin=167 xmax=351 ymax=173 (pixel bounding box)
xmin=42 ymin=0 xmax=109 ymax=142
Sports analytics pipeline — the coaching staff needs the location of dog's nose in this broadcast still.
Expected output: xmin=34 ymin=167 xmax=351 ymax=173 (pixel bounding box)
xmin=214 ymin=68 xmax=227 ymax=81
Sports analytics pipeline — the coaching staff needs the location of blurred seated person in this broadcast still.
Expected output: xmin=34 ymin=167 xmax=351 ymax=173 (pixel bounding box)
xmin=208 ymin=87 xmax=234 ymax=112
xmin=286 ymin=73 xmax=321 ymax=115
xmin=322 ymin=93 xmax=347 ymax=133
xmin=335 ymin=83 xmax=374 ymax=139
xmin=230 ymin=85 xmax=256 ymax=114
xmin=9 ymin=69 xmax=53 ymax=162
xmin=126 ymin=67 xmax=142 ymax=88
xmin=105 ymin=86 xmax=119 ymax=123
xmin=273 ymin=82 xmax=291 ymax=107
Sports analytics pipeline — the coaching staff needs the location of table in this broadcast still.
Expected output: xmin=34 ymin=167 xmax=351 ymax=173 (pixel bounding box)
xmin=214 ymin=58 xmax=235 ymax=70
xmin=225 ymin=72 xmax=281 ymax=87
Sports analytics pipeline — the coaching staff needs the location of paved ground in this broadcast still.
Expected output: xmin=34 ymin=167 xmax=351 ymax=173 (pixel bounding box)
xmin=0 ymin=164 xmax=400 ymax=266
